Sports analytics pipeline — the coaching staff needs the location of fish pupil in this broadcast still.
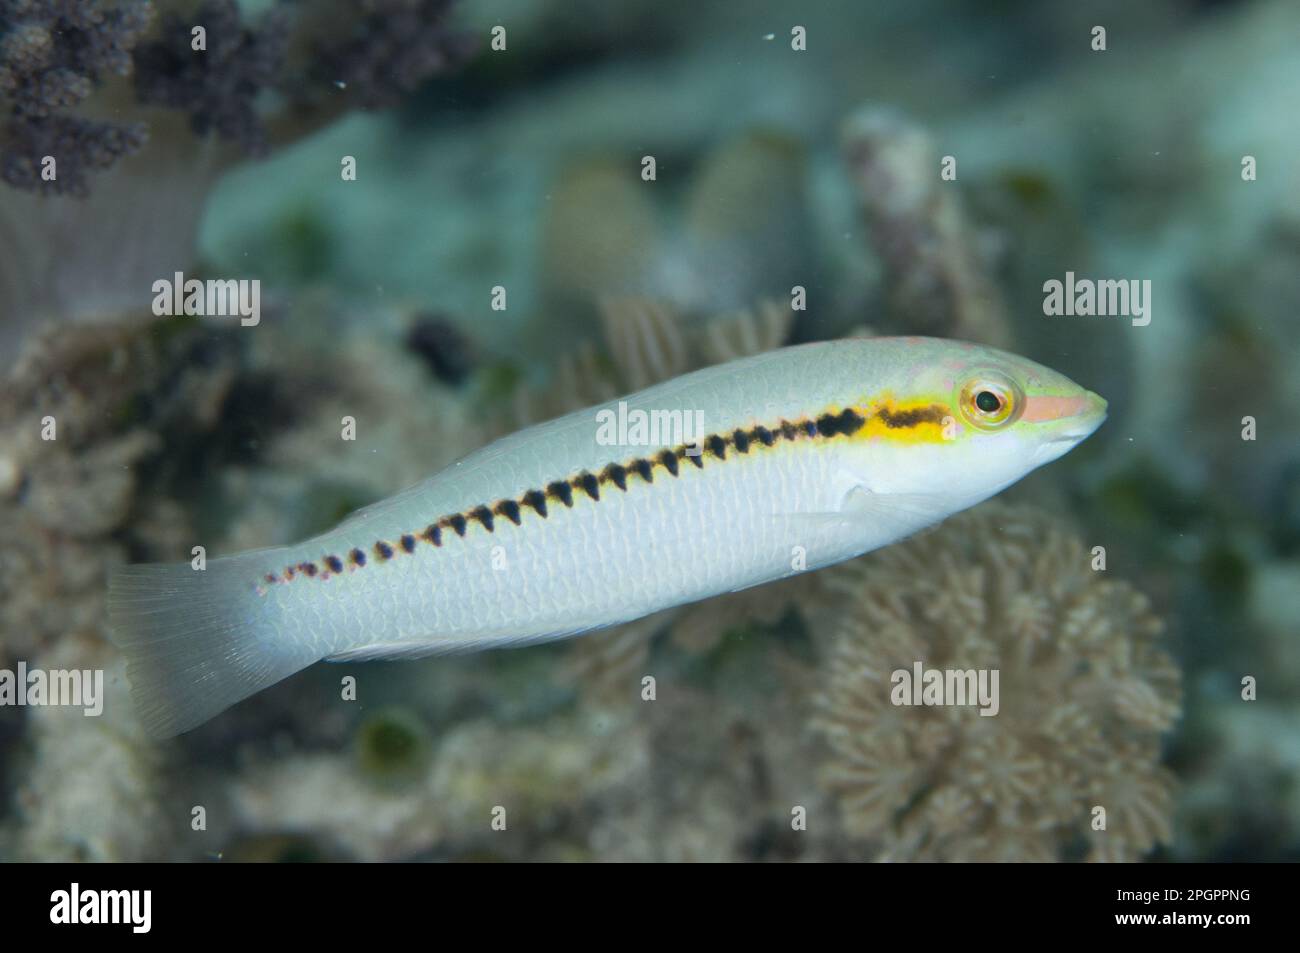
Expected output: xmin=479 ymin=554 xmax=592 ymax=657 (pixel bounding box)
xmin=975 ymin=390 xmax=1001 ymax=414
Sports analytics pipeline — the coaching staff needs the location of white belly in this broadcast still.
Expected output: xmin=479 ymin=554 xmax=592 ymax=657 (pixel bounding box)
xmin=267 ymin=433 xmax=869 ymax=659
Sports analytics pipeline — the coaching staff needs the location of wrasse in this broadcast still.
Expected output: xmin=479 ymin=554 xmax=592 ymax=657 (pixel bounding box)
xmin=109 ymin=337 xmax=1107 ymax=736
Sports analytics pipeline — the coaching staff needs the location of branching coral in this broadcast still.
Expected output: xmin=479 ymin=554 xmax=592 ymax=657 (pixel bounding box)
xmin=811 ymin=503 xmax=1180 ymax=861
xmin=1 ymin=112 xmax=147 ymax=194
xmin=133 ymin=0 xmax=290 ymax=156
xmin=0 ymin=0 xmax=151 ymax=194
xmin=1 ymin=0 xmax=477 ymax=192
xmin=312 ymin=0 xmax=476 ymax=110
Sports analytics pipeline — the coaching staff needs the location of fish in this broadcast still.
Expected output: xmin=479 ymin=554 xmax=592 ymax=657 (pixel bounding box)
xmin=108 ymin=336 xmax=1107 ymax=737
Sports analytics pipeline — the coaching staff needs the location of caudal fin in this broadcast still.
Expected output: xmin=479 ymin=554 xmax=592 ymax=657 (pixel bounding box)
xmin=108 ymin=551 xmax=319 ymax=738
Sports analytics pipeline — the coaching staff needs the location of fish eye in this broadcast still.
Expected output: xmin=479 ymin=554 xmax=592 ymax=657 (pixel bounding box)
xmin=958 ymin=373 xmax=1022 ymax=430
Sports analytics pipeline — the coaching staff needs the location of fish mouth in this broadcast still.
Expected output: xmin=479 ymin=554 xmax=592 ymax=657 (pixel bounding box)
xmin=1042 ymin=390 xmax=1108 ymax=443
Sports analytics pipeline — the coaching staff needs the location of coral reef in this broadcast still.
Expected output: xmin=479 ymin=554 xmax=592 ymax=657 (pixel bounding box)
xmin=811 ymin=503 xmax=1180 ymax=861
xmin=1 ymin=0 xmax=1292 ymax=864
xmin=0 ymin=290 xmax=475 ymax=702
xmin=220 ymin=625 xmax=831 ymax=863
xmin=0 ymin=0 xmax=477 ymax=195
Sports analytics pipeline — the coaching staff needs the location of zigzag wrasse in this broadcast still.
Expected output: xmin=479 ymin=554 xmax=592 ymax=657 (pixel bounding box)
xmin=109 ymin=336 xmax=1107 ymax=737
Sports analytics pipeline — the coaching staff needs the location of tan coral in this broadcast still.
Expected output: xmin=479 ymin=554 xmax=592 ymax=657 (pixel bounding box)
xmin=668 ymin=575 xmax=808 ymax=656
xmin=811 ymin=502 xmax=1180 ymax=862
xmin=505 ymin=297 xmax=797 ymax=432
xmin=562 ymin=610 xmax=670 ymax=709
xmin=0 ymin=323 xmax=197 ymax=664
xmin=8 ymin=634 xmax=171 ymax=862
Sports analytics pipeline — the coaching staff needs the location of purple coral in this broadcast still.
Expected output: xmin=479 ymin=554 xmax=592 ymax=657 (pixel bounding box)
xmin=313 ymin=0 xmax=477 ymax=110
xmin=0 ymin=0 xmax=151 ymax=195
xmin=1 ymin=113 xmax=145 ymax=194
xmin=133 ymin=0 xmax=290 ymax=156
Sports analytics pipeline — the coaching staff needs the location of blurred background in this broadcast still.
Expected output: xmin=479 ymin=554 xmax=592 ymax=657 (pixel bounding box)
xmin=1 ymin=0 xmax=1297 ymax=861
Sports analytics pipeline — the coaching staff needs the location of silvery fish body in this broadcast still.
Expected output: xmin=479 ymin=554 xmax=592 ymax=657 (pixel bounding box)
xmin=109 ymin=337 xmax=1107 ymax=736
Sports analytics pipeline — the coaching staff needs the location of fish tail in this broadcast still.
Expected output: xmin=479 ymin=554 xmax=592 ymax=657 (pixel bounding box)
xmin=108 ymin=549 xmax=318 ymax=738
